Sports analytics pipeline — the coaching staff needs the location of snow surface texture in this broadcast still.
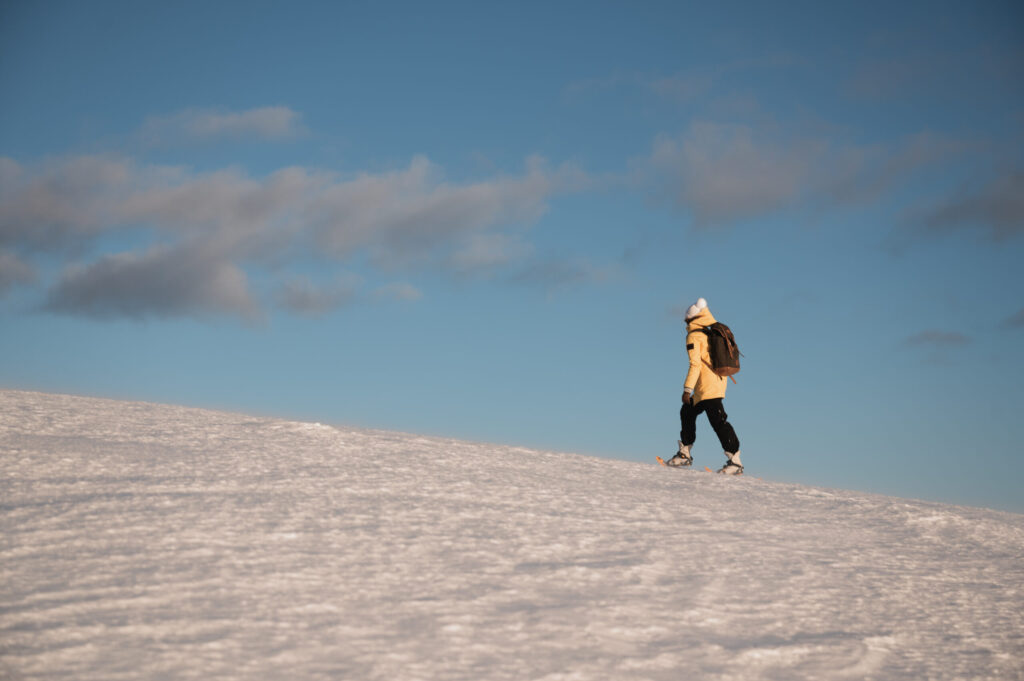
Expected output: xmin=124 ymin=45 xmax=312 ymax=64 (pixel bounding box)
xmin=2 ymin=390 xmax=1023 ymax=681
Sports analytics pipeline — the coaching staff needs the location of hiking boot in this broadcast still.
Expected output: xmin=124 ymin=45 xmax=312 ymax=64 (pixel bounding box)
xmin=717 ymin=450 xmax=743 ymax=475
xmin=666 ymin=442 xmax=693 ymax=467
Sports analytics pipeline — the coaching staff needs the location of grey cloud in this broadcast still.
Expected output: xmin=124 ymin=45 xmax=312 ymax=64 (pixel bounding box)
xmin=3 ymin=153 xmax=575 ymax=320
xmin=308 ymin=156 xmax=570 ymax=266
xmin=373 ymin=282 xmax=423 ymax=302
xmin=0 ymin=155 xmax=312 ymax=257
xmin=848 ymin=47 xmax=1024 ymax=101
xmin=1003 ymin=308 xmax=1024 ymax=329
xmin=567 ymin=54 xmax=805 ymax=105
xmin=0 ymin=155 xmax=142 ymax=251
xmin=562 ymin=70 xmax=644 ymax=101
xmin=0 ymin=250 xmax=36 ymax=296
xmin=640 ymin=122 xmax=962 ymax=228
xmin=510 ymin=257 xmax=616 ymax=294
xmin=275 ymin=275 xmax=360 ymax=318
xmin=848 ymin=53 xmax=942 ymax=100
xmin=920 ymin=171 xmax=1024 ymax=242
xmin=649 ymin=71 xmax=716 ymax=102
xmin=643 ymin=122 xmax=825 ymax=226
xmin=275 ymin=276 xmax=421 ymax=316
xmin=903 ymin=330 xmax=972 ymax=348
xmin=43 ymin=244 xmax=260 ymax=321
xmin=116 ymin=166 xmax=318 ymax=263
xmin=0 ymin=157 xmax=21 ymax=190
xmin=446 ymin=232 xmax=535 ymax=275
xmin=824 ymin=133 xmax=967 ymax=206
xmin=139 ymin=107 xmax=304 ymax=144
xmin=649 ymin=54 xmax=804 ymax=103
xmin=668 ymin=304 xmax=690 ymax=322
xmin=901 ymin=329 xmax=972 ymax=367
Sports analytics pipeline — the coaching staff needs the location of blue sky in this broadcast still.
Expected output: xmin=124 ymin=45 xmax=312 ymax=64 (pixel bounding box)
xmin=2 ymin=0 xmax=1022 ymax=512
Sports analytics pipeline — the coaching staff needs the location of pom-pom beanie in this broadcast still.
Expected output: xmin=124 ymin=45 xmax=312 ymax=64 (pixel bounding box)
xmin=684 ymin=297 xmax=707 ymax=322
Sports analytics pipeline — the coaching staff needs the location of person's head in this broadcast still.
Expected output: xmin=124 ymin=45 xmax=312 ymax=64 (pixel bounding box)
xmin=684 ymin=297 xmax=708 ymax=322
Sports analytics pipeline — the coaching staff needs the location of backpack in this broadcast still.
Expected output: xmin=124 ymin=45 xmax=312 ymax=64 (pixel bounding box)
xmin=700 ymin=322 xmax=741 ymax=379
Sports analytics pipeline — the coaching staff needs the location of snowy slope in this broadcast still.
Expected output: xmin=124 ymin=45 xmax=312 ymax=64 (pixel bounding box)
xmin=1 ymin=390 xmax=1022 ymax=681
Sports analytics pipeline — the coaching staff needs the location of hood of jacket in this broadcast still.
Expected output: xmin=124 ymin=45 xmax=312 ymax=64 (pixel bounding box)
xmin=686 ymin=307 xmax=717 ymax=332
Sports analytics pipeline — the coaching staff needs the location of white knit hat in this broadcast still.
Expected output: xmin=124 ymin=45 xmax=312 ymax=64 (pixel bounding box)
xmin=684 ymin=297 xmax=707 ymax=321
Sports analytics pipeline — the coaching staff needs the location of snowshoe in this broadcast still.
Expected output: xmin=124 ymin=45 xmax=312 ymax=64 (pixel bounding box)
xmin=716 ymin=450 xmax=743 ymax=475
xmin=665 ymin=442 xmax=693 ymax=467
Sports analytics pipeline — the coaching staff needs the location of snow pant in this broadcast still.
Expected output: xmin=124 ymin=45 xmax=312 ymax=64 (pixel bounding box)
xmin=680 ymin=397 xmax=740 ymax=454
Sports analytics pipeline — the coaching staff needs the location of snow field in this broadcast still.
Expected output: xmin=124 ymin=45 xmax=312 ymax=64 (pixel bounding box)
xmin=2 ymin=389 xmax=1023 ymax=680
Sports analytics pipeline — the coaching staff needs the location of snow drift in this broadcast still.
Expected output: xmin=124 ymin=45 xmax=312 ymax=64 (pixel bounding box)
xmin=1 ymin=389 xmax=1022 ymax=680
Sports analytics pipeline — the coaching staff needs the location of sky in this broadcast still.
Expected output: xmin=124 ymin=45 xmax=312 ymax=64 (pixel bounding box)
xmin=1 ymin=0 xmax=1022 ymax=512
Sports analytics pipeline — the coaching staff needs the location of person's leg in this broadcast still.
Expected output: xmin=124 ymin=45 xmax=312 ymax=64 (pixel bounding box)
xmin=668 ymin=398 xmax=703 ymax=466
xmin=679 ymin=398 xmax=702 ymax=447
xmin=702 ymin=398 xmax=740 ymax=454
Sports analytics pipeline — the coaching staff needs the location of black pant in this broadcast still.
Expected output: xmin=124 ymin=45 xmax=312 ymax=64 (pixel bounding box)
xmin=680 ymin=397 xmax=740 ymax=454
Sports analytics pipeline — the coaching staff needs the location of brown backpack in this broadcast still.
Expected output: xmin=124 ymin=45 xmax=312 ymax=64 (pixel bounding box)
xmin=700 ymin=322 xmax=741 ymax=378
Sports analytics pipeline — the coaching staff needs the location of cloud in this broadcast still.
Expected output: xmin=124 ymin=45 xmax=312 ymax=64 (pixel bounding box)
xmin=0 ymin=155 xmax=145 ymax=251
xmin=667 ymin=303 xmax=694 ymax=322
xmin=43 ymin=244 xmax=260 ymax=321
xmin=373 ymin=282 xmax=423 ymax=302
xmin=308 ymin=155 xmax=574 ymax=267
xmin=510 ymin=257 xmax=617 ymax=294
xmin=644 ymin=122 xmax=822 ymax=226
xmin=825 ymin=132 xmax=967 ymax=206
xmin=848 ymin=53 xmax=942 ymax=100
xmin=446 ymin=232 xmax=535 ymax=275
xmin=562 ymin=70 xmax=643 ymax=101
xmin=638 ymin=122 xmax=961 ymax=228
xmin=1003 ymin=308 xmax=1024 ymax=329
xmin=902 ymin=330 xmax=972 ymax=348
xmin=848 ymin=46 xmax=1024 ymax=102
xmin=139 ymin=106 xmax=304 ymax=144
xmin=274 ymin=275 xmax=360 ymax=318
xmin=0 ymin=157 xmax=21 ymax=186
xmin=918 ymin=171 xmax=1024 ymax=242
xmin=901 ymin=329 xmax=973 ymax=366
xmin=648 ymin=54 xmax=804 ymax=104
xmin=648 ymin=71 xmax=716 ymax=103
xmin=0 ymin=250 xmax=36 ymax=296
xmin=565 ymin=54 xmax=804 ymax=105
xmin=2 ymin=153 xmax=579 ymax=319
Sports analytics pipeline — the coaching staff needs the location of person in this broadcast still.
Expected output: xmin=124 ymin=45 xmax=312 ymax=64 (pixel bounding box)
xmin=665 ymin=297 xmax=743 ymax=474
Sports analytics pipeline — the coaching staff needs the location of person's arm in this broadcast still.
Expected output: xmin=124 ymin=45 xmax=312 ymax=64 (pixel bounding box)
xmin=683 ymin=332 xmax=702 ymax=403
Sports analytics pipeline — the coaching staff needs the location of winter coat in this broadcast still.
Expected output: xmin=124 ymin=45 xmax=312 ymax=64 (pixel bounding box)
xmin=684 ymin=307 xmax=728 ymax=404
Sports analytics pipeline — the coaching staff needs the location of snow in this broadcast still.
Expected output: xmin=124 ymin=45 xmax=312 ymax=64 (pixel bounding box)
xmin=2 ymin=389 xmax=1022 ymax=680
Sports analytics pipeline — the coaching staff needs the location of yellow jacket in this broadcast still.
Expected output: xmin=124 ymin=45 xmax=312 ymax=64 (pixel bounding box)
xmin=684 ymin=307 xmax=727 ymax=404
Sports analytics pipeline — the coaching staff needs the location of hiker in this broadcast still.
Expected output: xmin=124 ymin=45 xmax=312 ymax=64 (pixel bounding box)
xmin=665 ymin=297 xmax=743 ymax=474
